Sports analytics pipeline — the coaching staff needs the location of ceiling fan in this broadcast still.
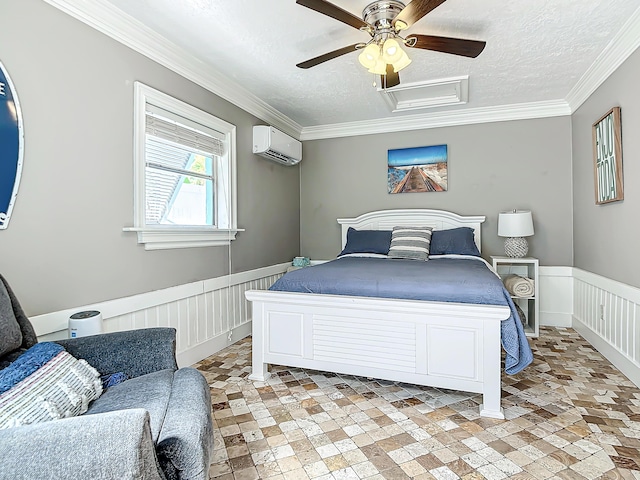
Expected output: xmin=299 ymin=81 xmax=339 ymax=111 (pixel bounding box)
xmin=295 ymin=0 xmax=486 ymax=88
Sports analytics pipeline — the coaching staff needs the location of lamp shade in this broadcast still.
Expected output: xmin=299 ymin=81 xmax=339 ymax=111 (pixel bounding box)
xmin=498 ymin=210 xmax=534 ymax=237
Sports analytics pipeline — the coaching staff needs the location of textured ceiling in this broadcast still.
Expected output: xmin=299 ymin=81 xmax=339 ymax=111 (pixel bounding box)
xmin=103 ymin=0 xmax=639 ymax=128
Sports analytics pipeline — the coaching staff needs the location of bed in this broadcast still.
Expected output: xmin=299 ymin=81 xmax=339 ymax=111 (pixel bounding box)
xmin=245 ymin=209 xmax=533 ymax=419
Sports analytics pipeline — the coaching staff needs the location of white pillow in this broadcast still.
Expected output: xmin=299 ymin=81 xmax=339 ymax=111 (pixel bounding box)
xmin=0 ymin=347 xmax=103 ymax=429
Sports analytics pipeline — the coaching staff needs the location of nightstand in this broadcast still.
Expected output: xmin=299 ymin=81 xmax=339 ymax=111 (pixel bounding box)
xmin=491 ymin=256 xmax=539 ymax=338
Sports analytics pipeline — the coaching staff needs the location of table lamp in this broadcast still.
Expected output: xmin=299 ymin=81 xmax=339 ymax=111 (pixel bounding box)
xmin=498 ymin=210 xmax=534 ymax=257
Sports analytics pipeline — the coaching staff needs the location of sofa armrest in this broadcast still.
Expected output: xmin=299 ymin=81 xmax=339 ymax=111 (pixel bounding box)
xmin=55 ymin=327 xmax=178 ymax=378
xmin=0 ymin=409 xmax=165 ymax=480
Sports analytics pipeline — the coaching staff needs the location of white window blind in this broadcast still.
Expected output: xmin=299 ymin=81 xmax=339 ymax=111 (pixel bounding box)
xmin=145 ymin=113 xmax=224 ymax=158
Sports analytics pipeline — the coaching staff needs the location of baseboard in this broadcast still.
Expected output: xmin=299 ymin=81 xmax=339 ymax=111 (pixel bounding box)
xmin=573 ymin=317 xmax=640 ymax=389
xmin=176 ymin=321 xmax=252 ymax=368
xmin=539 ymin=312 xmax=572 ymax=327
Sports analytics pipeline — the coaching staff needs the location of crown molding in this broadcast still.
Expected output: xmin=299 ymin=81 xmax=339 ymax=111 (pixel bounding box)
xmin=41 ymin=0 xmax=303 ymax=139
xmin=565 ymin=6 xmax=640 ymax=112
xmin=299 ymin=100 xmax=571 ymax=140
xmin=41 ymin=0 xmax=634 ymax=142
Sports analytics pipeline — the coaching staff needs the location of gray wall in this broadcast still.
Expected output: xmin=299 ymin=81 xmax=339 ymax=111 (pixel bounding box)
xmin=300 ymin=117 xmax=573 ymax=265
xmin=0 ymin=0 xmax=299 ymax=315
xmin=572 ymin=48 xmax=640 ymax=288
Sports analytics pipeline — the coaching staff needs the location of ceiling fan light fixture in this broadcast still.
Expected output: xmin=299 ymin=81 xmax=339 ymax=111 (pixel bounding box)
xmin=391 ymin=50 xmax=411 ymax=72
xmin=294 ymin=0 xmax=486 ymax=89
xmin=368 ymin=57 xmax=388 ymax=75
xmin=394 ymin=19 xmax=408 ymax=31
xmin=381 ymin=37 xmax=403 ymax=63
xmin=358 ymin=43 xmax=381 ymax=69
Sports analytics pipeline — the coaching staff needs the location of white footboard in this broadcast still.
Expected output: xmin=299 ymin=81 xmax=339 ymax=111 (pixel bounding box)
xmin=245 ymin=290 xmax=510 ymax=419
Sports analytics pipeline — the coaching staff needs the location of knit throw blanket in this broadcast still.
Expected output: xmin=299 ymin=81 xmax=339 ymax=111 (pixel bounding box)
xmin=0 ymin=342 xmax=102 ymax=429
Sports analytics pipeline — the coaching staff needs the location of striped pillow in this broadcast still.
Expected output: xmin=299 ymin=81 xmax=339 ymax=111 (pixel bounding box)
xmin=0 ymin=343 xmax=103 ymax=429
xmin=388 ymin=226 xmax=433 ymax=261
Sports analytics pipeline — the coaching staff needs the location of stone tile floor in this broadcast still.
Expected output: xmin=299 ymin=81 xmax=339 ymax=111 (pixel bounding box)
xmin=193 ymin=327 xmax=640 ymax=479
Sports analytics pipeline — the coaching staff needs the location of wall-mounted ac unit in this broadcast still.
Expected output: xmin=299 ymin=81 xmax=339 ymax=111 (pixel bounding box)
xmin=253 ymin=126 xmax=302 ymax=166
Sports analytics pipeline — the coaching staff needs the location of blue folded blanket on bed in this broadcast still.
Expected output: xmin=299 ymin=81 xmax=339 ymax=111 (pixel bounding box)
xmin=270 ymin=256 xmax=533 ymax=374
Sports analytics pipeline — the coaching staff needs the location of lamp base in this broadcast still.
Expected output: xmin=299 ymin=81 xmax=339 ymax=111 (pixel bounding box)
xmin=504 ymin=237 xmax=528 ymax=258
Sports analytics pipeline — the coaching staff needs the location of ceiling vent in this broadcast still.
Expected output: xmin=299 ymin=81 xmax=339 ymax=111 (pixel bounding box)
xmin=379 ymin=75 xmax=469 ymax=112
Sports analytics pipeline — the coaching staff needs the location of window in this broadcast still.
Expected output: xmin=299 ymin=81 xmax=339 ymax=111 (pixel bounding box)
xmin=125 ymin=82 xmax=239 ymax=250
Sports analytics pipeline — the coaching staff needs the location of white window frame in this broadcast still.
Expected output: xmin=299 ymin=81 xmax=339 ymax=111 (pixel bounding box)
xmin=124 ymin=82 xmax=240 ymax=250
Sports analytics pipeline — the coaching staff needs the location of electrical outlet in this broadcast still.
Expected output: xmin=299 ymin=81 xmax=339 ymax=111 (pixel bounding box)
xmin=228 ymin=331 xmax=233 ymax=342
xmin=599 ymin=304 xmax=605 ymax=321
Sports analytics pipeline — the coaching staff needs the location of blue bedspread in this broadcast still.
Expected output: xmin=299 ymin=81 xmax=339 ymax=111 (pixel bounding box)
xmin=270 ymin=256 xmax=533 ymax=374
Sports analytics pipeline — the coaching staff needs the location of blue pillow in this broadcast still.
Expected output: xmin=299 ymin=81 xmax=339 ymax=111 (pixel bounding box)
xmin=339 ymin=228 xmax=392 ymax=256
xmin=430 ymin=227 xmax=480 ymax=256
xmin=101 ymin=372 xmax=128 ymax=389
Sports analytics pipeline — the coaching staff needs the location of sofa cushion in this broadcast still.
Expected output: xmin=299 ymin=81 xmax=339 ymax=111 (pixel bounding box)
xmin=0 ymin=280 xmax=23 ymax=358
xmin=156 ymin=368 xmax=213 ymax=480
xmin=0 ymin=343 xmax=103 ymax=429
xmin=86 ymin=369 xmax=174 ymax=441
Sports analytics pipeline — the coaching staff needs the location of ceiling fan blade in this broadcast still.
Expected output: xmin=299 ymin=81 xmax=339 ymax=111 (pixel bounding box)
xmin=381 ymin=64 xmax=400 ymax=89
xmin=296 ymin=44 xmax=360 ymax=69
xmin=296 ymin=0 xmax=370 ymax=30
xmin=393 ymin=0 xmax=447 ymax=30
xmin=406 ymin=34 xmax=486 ymax=58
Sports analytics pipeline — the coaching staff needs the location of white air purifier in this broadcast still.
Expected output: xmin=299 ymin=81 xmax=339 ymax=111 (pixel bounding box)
xmin=69 ymin=310 xmax=103 ymax=338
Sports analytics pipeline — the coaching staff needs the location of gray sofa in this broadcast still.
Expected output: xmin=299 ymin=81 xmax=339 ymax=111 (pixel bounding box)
xmin=0 ymin=274 xmax=214 ymax=480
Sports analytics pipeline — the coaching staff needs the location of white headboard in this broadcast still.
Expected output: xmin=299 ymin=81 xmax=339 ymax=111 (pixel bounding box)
xmin=337 ymin=209 xmax=486 ymax=253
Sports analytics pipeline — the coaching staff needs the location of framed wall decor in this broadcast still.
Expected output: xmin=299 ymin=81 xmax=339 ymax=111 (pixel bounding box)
xmin=387 ymin=144 xmax=448 ymax=194
xmin=592 ymin=106 xmax=623 ymax=205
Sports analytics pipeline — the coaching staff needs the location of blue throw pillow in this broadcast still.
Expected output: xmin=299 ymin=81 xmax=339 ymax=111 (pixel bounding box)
xmin=430 ymin=227 xmax=481 ymax=256
xmin=100 ymin=372 xmax=128 ymax=389
xmin=338 ymin=228 xmax=392 ymax=256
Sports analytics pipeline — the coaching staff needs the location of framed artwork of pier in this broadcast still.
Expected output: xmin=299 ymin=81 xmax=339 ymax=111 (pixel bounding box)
xmin=592 ymin=107 xmax=623 ymax=205
xmin=388 ymin=145 xmax=448 ymax=194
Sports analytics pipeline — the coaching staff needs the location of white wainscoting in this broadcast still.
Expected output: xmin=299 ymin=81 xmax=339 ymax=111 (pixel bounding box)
xmin=31 ymin=263 xmax=289 ymax=367
xmin=572 ymin=268 xmax=640 ymax=387
xmin=28 ymin=261 xmax=640 ymax=386
xmin=539 ymin=266 xmax=573 ymax=328
xmin=532 ymin=266 xmax=640 ymax=387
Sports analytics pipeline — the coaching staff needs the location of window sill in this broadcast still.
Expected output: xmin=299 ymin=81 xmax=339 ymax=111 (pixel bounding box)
xmin=123 ymin=226 xmax=244 ymax=250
